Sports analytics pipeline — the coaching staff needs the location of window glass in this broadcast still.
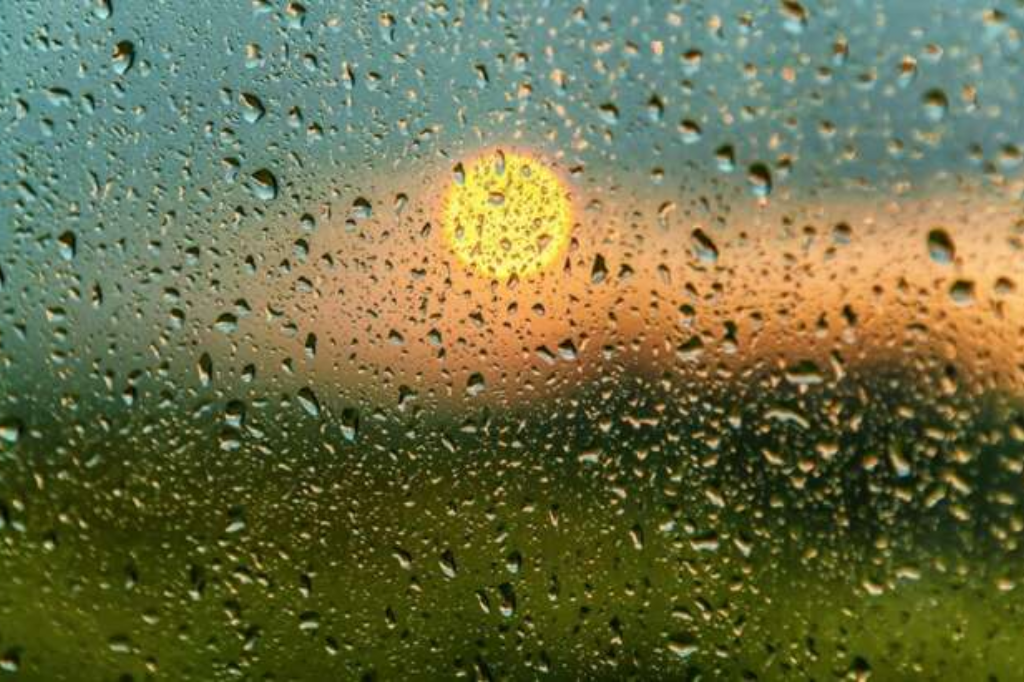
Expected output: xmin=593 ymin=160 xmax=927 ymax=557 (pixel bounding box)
xmin=2 ymin=1 xmax=1024 ymax=678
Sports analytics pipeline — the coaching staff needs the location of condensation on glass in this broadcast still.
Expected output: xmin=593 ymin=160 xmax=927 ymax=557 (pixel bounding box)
xmin=2 ymin=1 xmax=1024 ymax=679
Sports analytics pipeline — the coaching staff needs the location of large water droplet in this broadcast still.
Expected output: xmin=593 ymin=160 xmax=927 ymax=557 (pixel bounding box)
xmin=927 ymin=229 xmax=955 ymax=264
xmin=248 ymin=169 xmax=278 ymax=201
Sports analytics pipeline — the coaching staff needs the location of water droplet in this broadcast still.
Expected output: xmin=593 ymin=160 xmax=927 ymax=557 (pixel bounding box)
xmin=340 ymin=408 xmax=359 ymax=441
xmin=45 ymin=88 xmax=71 ymax=107
xmin=284 ymin=2 xmax=307 ymax=29
xmin=690 ymin=229 xmax=718 ymax=263
xmin=647 ymin=95 xmax=664 ymax=122
xmin=505 ymin=551 xmax=522 ymax=574
xmin=466 ymin=372 xmax=486 ymax=397
xmin=779 ymin=0 xmax=809 ymax=33
xmin=439 ymin=550 xmax=458 ymax=578
xmin=949 ymin=279 xmax=975 ymax=305
xmin=57 ymin=231 xmax=76 ymax=260
xmin=598 ymin=103 xmax=619 ymax=124
xmin=897 ymin=56 xmax=917 ymax=88
xmin=922 ymin=89 xmax=949 ymax=122
xmin=682 ymin=49 xmax=703 ymax=75
xmin=352 ymin=197 xmax=372 ymax=219
xmin=668 ymin=634 xmax=699 ymax=660
xmin=197 ymin=353 xmax=213 ymax=387
xmin=298 ymin=611 xmax=320 ymax=631
xmin=91 ymin=0 xmax=112 ymax=20
xmin=296 ymin=387 xmax=321 ymax=418
xmin=591 ymin=254 xmax=608 ymax=283
xmin=0 ymin=418 xmax=23 ymax=444
xmin=498 ymin=583 xmax=517 ymax=617
xmin=678 ymin=119 xmax=702 ymax=144
xmin=112 ymin=41 xmax=135 ymax=75
xmin=248 ymin=169 xmax=278 ymax=201
xmin=214 ymin=313 xmax=238 ymax=334
xmin=558 ymin=339 xmax=578 ymax=361
xmin=715 ymin=144 xmax=735 ymax=172
xmin=927 ymin=229 xmax=955 ymax=264
xmin=0 ymin=649 xmax=20 ymax=673
xmin=240 ymin=92 xmax=265 ymax=123
xmin=747 ymin=163 xmax=772 ymax=198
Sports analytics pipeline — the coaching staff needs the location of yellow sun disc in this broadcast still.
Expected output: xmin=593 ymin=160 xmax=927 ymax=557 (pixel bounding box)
xmin=441 ymin=150 xmax=571 ymax=280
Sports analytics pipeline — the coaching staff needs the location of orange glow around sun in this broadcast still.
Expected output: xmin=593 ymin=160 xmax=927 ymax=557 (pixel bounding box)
xmin=441 ymin=150 xmax=572 ymax=279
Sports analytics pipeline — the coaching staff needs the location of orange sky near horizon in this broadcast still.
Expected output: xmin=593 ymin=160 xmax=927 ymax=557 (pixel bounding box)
xmin=203 ymin=152 xmax=1024 ymax=413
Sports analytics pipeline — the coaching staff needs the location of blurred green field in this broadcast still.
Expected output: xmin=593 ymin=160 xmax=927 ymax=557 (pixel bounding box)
xmin=2 ymin=371 xmax=1022 ymax=680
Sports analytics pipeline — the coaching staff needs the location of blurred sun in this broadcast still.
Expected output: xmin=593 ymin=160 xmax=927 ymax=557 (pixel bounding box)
xmin=441 ymin=150 xmax=571 ymax=279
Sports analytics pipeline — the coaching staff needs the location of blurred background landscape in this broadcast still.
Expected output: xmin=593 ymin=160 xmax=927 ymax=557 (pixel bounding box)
xmin=3 ymin=0 xmax=1024 ymax=679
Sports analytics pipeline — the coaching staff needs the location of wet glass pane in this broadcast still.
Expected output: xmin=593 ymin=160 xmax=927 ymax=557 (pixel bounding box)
xmin=3 ymin=0 xmax=1024 ymax=679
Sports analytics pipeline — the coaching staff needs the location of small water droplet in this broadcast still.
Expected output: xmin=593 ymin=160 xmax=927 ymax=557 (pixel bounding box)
xmin=598 ymin=103 xmax=619 ymax=124
xmin=466 ymin=372 xmax=486 ymax=397
xmin=747 ymin=163 xmax=772 ymax=198
xmin=591 ymin=254 xmax=608 ymax=283
xmin=197 ymin=352 xmax=214 ymax=387
xmin=57 ymin=231 xmax=76 ymax=260
xmin=647 ymin=95 xmax=664 ymax=122
xmin=92 ymin=0 xmax=112 ymax=20
xmin=0 ymin=418 xmax=23 ymax=444
xmin=668 ymin=634 xmax=699 ymax=660
xmin=779 ymin=0 xmax=808 ymax=33
xmin=678 ymin=119 xmax=702 ymax=144
xmin=949 ymin=279 xmax=975 ymax=305
xmin=284 ymin=2 xmax=307 ymax=29
xmin=922 ymin=89 xmax=949 ymax=122
xmin=340 ymin=407 xmax=359 ymax=441
xmin=715 ymin=144 xmax=735 ymax=173
xmin=352 ymin=197 xmax=372 ymax=219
